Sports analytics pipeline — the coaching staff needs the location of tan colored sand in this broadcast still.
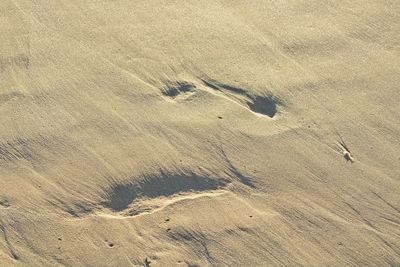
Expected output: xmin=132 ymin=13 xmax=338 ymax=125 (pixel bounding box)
xmin=1 ymin=0 xmax=399 ymax=266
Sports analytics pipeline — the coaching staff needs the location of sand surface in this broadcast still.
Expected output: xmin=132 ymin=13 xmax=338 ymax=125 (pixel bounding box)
xmin=1 ymin=0 xmax=400 ymax=266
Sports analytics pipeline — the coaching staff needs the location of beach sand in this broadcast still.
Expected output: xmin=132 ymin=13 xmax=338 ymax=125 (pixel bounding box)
xmin=1 ymin=0 xmax=399 ymax=265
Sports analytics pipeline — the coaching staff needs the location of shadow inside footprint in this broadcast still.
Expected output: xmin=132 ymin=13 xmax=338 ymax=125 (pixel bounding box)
xmin=104 ymin=172 xmax=229 ymax=212
xmin=162 ymin=81 xmax=195 ymax=99
xmin=247 ymin=95 xmax=280 ymax=118
xmin=202 ymin=79 xmax=282 ymax=118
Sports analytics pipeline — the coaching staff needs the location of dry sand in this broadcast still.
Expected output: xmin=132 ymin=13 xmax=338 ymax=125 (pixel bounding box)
xmin=1 ymin=0 xmax=400 ymax=266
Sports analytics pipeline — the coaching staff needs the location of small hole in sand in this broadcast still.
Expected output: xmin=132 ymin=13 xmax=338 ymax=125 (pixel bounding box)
xmin=108 ymin=243 xmax=114 ymax=248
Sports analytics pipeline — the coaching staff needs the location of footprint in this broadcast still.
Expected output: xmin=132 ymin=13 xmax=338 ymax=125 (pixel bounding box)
xmin=161 ymin=81 xmax=196 ymax=101
xmin=103 ymin=173 xmax=228 ymax=212
xmin=201 ymin=79 xmax=283 ymax=118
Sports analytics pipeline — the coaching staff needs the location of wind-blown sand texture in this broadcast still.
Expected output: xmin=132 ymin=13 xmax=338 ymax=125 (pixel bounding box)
xmin=1 ymin=0 xmax=400 ymax=266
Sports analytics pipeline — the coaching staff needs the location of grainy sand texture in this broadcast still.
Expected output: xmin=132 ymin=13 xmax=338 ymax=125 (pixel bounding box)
xmin=1 ymin=0 xmax=400 ymax=266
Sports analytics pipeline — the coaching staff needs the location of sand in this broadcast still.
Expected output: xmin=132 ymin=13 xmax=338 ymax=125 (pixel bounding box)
xmin=1 ymin=0 xmax=400 ymax=266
